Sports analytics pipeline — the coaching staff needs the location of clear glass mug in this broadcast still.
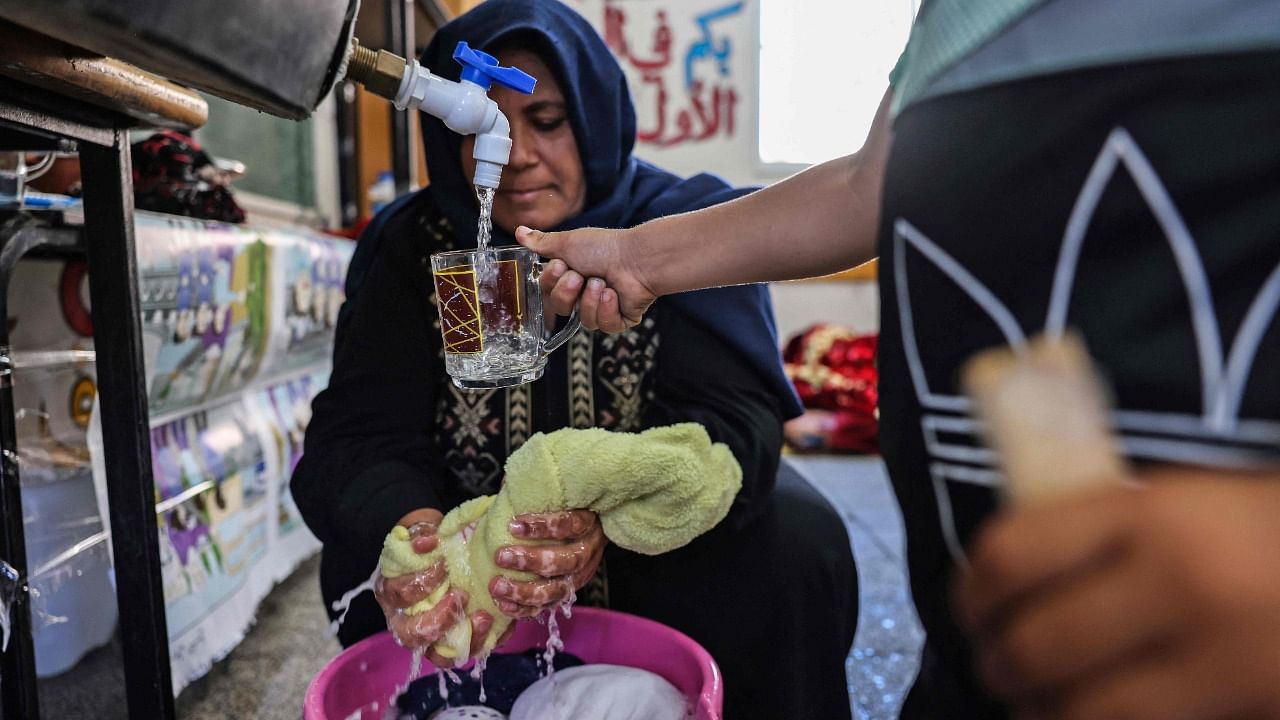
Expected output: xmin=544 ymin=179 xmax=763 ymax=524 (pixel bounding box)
xmin=430 ymin=245 xmax=580 ymax=390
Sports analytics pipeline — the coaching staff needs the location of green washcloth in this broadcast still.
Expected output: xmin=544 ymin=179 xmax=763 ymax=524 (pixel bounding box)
xmin=378 ymin=423 xmax=742 ymax=664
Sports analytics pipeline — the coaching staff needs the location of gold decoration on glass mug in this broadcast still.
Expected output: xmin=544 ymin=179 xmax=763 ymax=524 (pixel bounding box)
xmin=430 ymin=246 xmax=580 ymax=390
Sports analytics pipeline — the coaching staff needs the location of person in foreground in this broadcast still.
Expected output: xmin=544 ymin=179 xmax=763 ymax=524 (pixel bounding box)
xmin=519 ymin=2 xmax=1280 ymax=717
xmin=291 ymin=2 xmax=858 ymax=719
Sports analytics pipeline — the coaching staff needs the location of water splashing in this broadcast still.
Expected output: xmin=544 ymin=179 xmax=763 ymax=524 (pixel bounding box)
xmin=330 ymin=566 xmax=380 ymax=636
xmin=475 ymin=185 xmax=496 ymax=253
xmin=470 ymin=654 xmax=490 ymax=705
xmin=474 ymin=185 xmax=500 ymax=308
xmin=541 ymin=592 xmax=579 ymax=719
xmin=407 ymin=648 xmax=425 ymax=686
xmin=541 ymin=591 xmax=576 ymax=676
xmin=561 ymin=587 xmax=577 ymax=620
xmin=542 ymin=609 xmax=565 ymax=674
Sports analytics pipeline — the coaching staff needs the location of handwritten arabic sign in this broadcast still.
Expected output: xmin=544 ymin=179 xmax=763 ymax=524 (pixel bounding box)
xmin=574 ymin=0 xmax=753 ymax=176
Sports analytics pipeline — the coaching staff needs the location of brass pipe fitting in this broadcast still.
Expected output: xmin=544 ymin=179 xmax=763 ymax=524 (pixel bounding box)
xmin=345 ymin=38 xmax=409 ymax=101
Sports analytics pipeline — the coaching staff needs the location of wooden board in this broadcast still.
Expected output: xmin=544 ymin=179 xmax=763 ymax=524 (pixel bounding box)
xmin=784 ymin=260 xmax=879 ymax=284
xmin=0 ymin=21 xmax=207 ymax=130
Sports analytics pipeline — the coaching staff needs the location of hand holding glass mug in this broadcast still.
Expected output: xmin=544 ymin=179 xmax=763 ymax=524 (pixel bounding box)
xmin=515 ymin=225 xmax=652 ymax=334
xmin=533 ymin=258 xmax=583 ymax=326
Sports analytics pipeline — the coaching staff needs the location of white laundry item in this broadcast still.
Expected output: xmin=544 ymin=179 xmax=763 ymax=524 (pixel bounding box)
xmin=509 ymin=665 xmax=689 ymax=720
xmin=432 ymin=707 xmax=507 ymax=720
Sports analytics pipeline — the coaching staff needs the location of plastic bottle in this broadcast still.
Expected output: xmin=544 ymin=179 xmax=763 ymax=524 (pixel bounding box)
xmin=367 ymin=170 xmax=395 ymax=215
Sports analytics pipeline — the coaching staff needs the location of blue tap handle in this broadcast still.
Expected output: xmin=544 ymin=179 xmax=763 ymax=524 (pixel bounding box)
xmin=453 ymin=41 xmax=536 ymax=94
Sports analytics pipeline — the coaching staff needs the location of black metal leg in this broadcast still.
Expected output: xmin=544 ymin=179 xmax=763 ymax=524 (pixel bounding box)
xmin=387 ymin=0 xmax=414 ymax=195
xmin=335 ymin=80 xmax=361 ymax=227
xmin=80 ymin=131 xmax=175 ymax=720
xmin=0 ymin=217 xmax=40 ymax=720
xmin=0 ymin=219 xmax=82 ymax=720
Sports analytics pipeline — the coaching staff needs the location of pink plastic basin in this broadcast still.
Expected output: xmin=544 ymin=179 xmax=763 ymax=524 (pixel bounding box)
xmin=304 ymin=606 xmax=722 ymax=720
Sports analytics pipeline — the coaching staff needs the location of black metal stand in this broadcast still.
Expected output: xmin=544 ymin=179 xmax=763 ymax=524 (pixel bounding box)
xmin=334 ymin=80 xmax=361 ymax=228
xmin=0 ymin=215 xmax=76 ymax=720
xmin=81 ymin=131 xmax=175 ymax=720
xmin=0 ymin=218 xmax=89 ymax=720
xmin=0 ymin=100 xmax=175 ymax=720
xmin=387 ymin=0 xmax=415 ymax=195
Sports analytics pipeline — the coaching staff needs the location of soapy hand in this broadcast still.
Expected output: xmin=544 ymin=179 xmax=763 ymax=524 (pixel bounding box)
xmin=955 ymin=469 xmax=1280 ymax=720
xmin=376 ymin=508 xmax=498 ymax=666
xmin=489 ymin=509 xmax=605 ymax=618
xmin=376 ymin=425 xmax=741 ymax=662
xmin=519 ymin=225 xmax=653 ymax=333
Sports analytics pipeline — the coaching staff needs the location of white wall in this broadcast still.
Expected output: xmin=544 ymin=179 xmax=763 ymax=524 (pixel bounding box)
xmin=569 ymin=0 xmax=878 ymax=342
xmin=770 ymin=281 xmax=879 ymax=344
xmin=570 ymin=0 xmax=792 ymax=188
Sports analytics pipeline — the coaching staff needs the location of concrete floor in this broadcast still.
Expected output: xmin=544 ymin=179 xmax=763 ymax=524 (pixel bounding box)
xmin=34 ymin=455 xmax=924 ymax=720
xmin=33 ymin=553 xmax=338 ymax=720
xmin=174 ymin=554 xmax=340 ymax=720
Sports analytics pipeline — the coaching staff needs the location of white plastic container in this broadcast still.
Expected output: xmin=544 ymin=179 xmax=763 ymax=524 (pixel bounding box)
xmin=11 ymin=351 xmax=119 ymax=677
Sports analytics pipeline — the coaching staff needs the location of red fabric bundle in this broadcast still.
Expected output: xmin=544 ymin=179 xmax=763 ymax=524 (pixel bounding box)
xmin=782 ymin=324 xmax=879 ymax=454
xmin=131 ymin=130 xmax=246 ymax=224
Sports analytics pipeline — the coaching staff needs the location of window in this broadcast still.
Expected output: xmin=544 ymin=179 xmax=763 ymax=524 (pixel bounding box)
xmin=758 ymin=0 xmax=918 ymax=166
xmin=197 ymin=94 xmax=317 ymax=209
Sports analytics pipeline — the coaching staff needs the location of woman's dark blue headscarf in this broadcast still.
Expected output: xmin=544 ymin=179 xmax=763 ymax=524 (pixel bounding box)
xmin=353 ymin=0 xmax=800 ymax=417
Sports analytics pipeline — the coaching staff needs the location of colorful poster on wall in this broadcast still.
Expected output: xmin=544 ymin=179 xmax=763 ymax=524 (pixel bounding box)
xmin=139 ymin=387 xmax=326 ymax=691
xmin=263 ymin=230 xmax=352 ymax=377
xmin=136 ymin=213 xmax=273 ymax=417
xmin=135 ymin=213 xmax=351 ymax=420
xmin=570 ymin=0 xmax=754 ymax=182
xmin=84 ymin=213 xmax=345 ymax=692
xmin=248 ymin=370 xmax=329 ymax=539
xmin=151 ymin=402 xmax=270 ymax=659
xmin=209 ymin=235 xmax=273 ymax=398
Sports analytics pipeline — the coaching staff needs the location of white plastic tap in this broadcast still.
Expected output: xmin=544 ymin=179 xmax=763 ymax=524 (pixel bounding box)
xmin=391 ymin=42 xmax=536 ymax=189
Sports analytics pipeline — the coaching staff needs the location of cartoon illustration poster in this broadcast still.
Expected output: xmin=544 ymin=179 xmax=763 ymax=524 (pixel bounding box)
xmin=94 ymin=214 xmax=346 ymax=691
xmin=151 ymin=402 xmax=269 ymax=642
xmin=136 ymin=213 xmax=273 ymax=417
xmin=262 ymin=229 xmax=352 ymax=377
xmin=249 ymin=369 xmax=329 ymax=537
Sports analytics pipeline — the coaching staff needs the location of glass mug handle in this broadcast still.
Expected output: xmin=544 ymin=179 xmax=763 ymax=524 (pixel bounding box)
xmin=533 ymin=259 xmax=582 ymax=356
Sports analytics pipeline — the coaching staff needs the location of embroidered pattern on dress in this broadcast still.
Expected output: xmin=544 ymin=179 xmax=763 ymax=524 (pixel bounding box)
xmin=439 ymin=385 xmax=505 ymax=495
xmin=578 ymin=560 xmax=610 ymax=609
xmin=507 ymin=383 xmax=531 ymax=453
xmin=596 ymin=317 xmax=659 ymax=431
xmin=569 ymin=330 xmax=595 ymax=429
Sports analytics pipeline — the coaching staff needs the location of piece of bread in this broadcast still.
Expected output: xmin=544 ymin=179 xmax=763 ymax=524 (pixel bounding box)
xmin=961 ymin=333 xmax=1127 ymax=505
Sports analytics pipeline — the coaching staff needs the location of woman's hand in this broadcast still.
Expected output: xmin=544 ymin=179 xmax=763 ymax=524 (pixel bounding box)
xmin=375 ymin=508 xmax=496 ymax=666
xmin=519 ymin=225 xmax=654 ymax=333
xmin=954 ymin=469 xmax=1280 ymax=720
xmin=488 ymin=509 xmax=605 ymax=618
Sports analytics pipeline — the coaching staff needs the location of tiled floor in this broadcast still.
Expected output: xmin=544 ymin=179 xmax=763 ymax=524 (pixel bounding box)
xmin=787 ymin=456 xmax=924 ymax=720
xmin=175 ymin=556 xmax=340 ymax=719
xmin=34 ymin=552 xmax=338 ymax=720
xmin=37 ymin=455 xmax=924 ymax=720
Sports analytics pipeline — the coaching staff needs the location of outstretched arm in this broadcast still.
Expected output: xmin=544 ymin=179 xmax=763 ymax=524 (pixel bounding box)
xmin=521 ymin=88 xmax=893 ymax=331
